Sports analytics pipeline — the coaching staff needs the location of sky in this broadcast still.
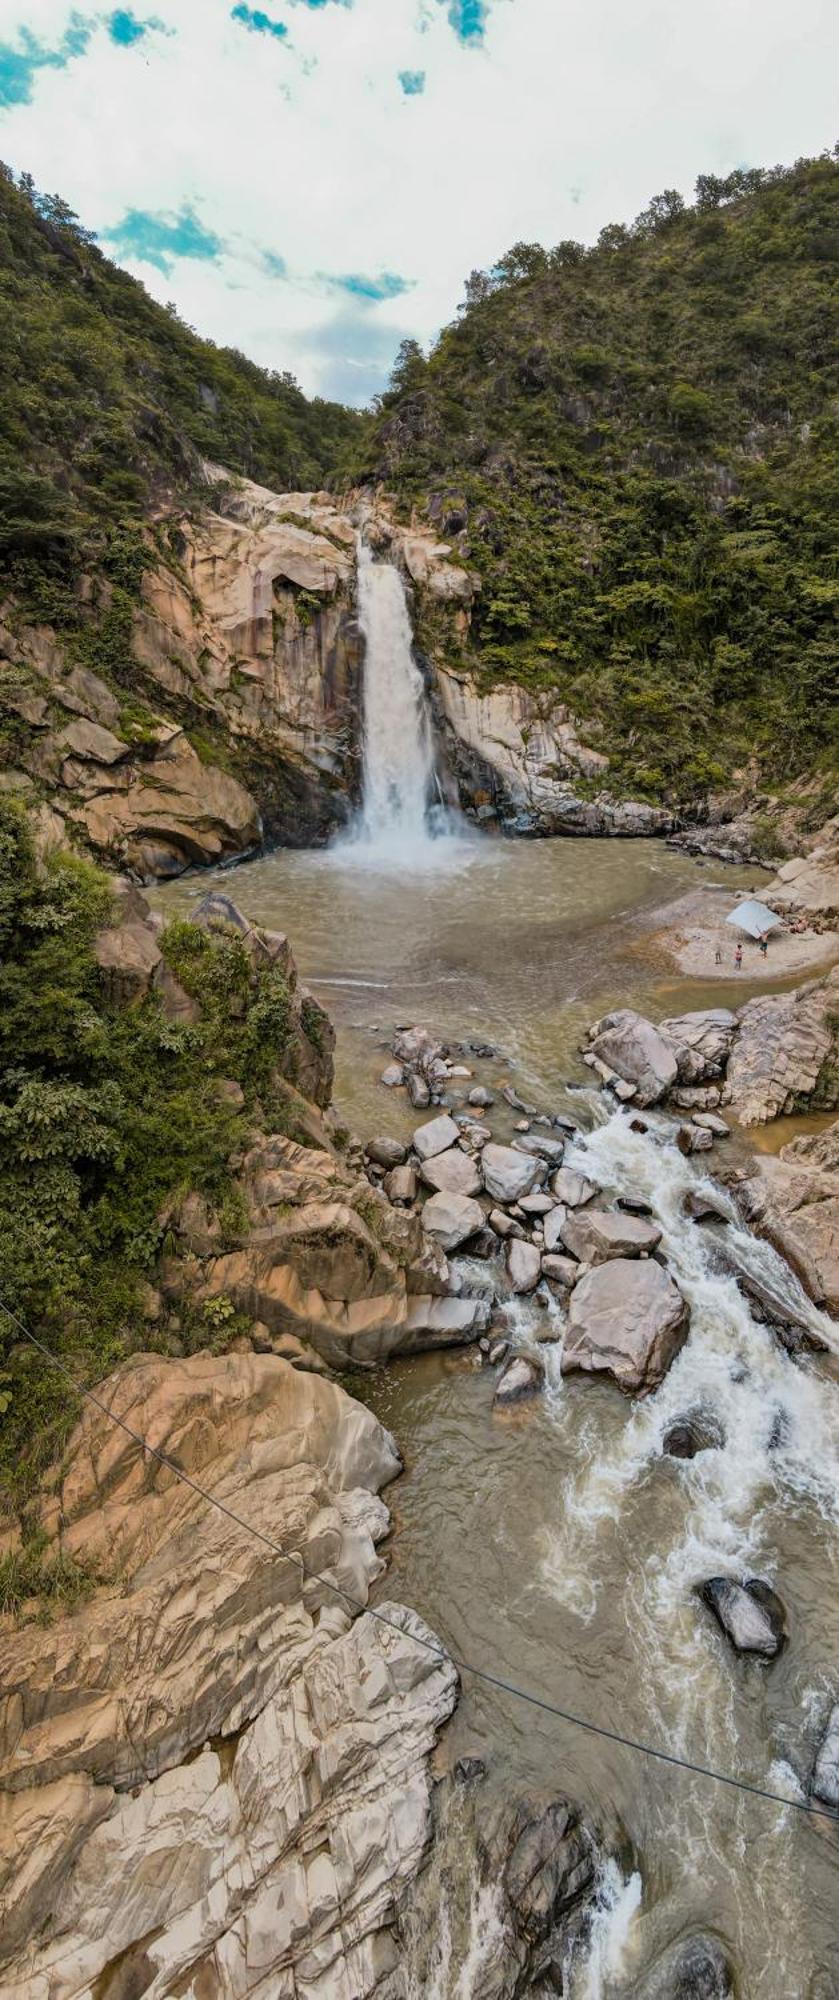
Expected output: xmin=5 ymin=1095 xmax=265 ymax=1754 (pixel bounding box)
xmin=0 ymin=0 xmax=836 ymax=405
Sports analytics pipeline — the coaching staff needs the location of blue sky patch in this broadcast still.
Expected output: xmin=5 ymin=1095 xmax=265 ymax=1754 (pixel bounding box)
xmin=103 ymin=205 xmax=223 ymax=275
xmin=0 ymin=14 xmax=95 ymax=109
xmin=332 ymin=271 xmax=412 ymax=302
xmin=107 ymin=9 xmax=162 ymax=44
xmin=230 ymin=5 xmax=288 ymax=39
xmin=399 ymin=68 xmax=425 ymax=95
xmin=440 ymin=0 xmax=488 ymax=43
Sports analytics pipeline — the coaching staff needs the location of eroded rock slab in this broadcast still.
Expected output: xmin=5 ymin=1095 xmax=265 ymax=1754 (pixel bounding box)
xmin=727 ymin=966 xmax=839 ymax=1125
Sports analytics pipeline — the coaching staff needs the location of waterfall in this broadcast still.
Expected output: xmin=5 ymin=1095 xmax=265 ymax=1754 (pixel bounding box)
xmin=353 ymin=538 xmax=445 ymax=861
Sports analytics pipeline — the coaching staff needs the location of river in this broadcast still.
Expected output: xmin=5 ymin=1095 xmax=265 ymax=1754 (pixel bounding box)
xmin=158 ymin=830 xmax=839 ymax=1999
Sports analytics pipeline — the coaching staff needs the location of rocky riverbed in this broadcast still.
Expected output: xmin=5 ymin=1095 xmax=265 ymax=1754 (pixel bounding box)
xmin=3 ymin=836 xmax=837 ymax=2000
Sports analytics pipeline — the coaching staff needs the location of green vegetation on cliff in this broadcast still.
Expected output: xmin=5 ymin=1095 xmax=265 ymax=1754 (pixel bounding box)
xmin=0 ymin=799 xmax=308 ymax=1513
xmin=366 ymin=152 xmax=839 ymax=803
xmin=0 ymin=165 xmax=361 ymax=599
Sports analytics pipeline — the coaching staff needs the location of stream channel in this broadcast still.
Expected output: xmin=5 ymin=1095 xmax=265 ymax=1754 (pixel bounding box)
xmin=159 ymin=831 xmax=839 ymax=1999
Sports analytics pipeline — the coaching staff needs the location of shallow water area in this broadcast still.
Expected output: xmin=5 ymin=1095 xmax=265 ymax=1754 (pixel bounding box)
xmin=157 ymin=832 xmax=838 ymax=1997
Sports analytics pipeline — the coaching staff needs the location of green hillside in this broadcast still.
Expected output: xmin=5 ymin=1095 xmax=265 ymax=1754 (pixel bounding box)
xmin=0 ymin=165 xmax=361 ymax=601
xmin=366 ymin=152 xmax=839 ymax=806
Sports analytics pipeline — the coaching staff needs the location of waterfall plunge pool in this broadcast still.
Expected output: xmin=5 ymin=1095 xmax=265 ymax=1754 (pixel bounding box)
xmin=156 ymin=832 xmax=839 ymax=1999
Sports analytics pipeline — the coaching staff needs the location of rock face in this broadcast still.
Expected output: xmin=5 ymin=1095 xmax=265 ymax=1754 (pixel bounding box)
xmin=734 ymin=1119 xmax=839 ymax=1316
xmin=0 ymin=1353 xmax=457 ymax=1999
xmin=562 ymin=1259 xmax=690 ymax=1394
xmin=629 ymin=1932 xmax=734 ymax=1999
xmin=432 ymin=667 xmax=673 ymax=838
xmin=726 ymin=967 xmax=839 ymax=1124
xmin=764 ymin=815 xmax=839 ymax=922
xmin=698 ymin=1577 xmax=786 ymax=1658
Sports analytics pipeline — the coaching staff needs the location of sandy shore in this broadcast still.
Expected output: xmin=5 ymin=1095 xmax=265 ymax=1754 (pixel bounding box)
xmin=642 ymin=885 xmax=838 ymax=981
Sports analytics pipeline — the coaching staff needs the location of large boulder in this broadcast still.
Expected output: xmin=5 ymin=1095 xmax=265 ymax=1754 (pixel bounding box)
xmin=560 ymin=1207 xmax=662 ymax=1264
xmin=502 ymin=1798 xmax=594 ymax=1942
xmin=726 ymin=965 xmax=839 ymax=1124
xmin=550 ymin=1167 xmax=596 ymax=1208
xmin=735 ymin=1119 xmax=839 ymax=1317
xmin=0 ymin=1354 xmax=457 ymax=1999
xmin=412 ymin=1112 xmax=461 ymax=1161
xmin=697 ymin=1577 xmax=786 ymax=1658
xmin=419 ymin=1147 xmax=482 ymax=1197
xmin=481 ymin=1143 xmax=544 ymax=1204
xmin=420 ymin=1189 xmax=485 ymax=1252
xmin=586 ymin=1008 xmax=679 ymax=1105
xmin=562 ymin=1259 xmax=690 ymax=1394
xmin=658 ymin=1009 xmax=739 ymax=1084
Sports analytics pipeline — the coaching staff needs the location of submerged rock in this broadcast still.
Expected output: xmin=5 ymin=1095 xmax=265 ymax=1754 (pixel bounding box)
xmin=811 ymin=1701 xmax=839 ymax=1810
xmin=663 ymin=1411 xmax=725 ymax=1458
xmin=494 ymin=1353 xmax=546 ymax=1403
xmin=563 ymin=1258 xmax=690 ymax=1394
xmin=683 ymin=1188 xmax=730 ymax=1224
xmin=698 ymin=1576 xmax=787 ymax=1658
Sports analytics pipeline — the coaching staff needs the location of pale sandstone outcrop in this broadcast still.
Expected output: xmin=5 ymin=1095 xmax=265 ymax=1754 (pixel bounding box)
xmin=726 ymin=965 xmax=839 ymax=1125
xmin=432 ymin=667 xmax=672 ymax=837
xmin=764 ymin=814 xmax=839 ymax=921
xmin=735 ymin=1118 xmax=839 ymax=1314
xmin=0 ymin=1353 xmax=457 ymax=2000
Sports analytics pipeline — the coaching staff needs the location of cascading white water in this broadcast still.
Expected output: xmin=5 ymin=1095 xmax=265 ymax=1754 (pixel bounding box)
xmin=355 ymin=537 xmax=440 ymax=860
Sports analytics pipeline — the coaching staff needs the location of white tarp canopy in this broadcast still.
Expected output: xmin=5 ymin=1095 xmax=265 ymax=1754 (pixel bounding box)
xmin=725 ymin=898 xmax=783 ymax=939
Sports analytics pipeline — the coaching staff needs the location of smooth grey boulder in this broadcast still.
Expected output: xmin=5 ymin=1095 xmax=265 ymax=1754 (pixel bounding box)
xmin=560 ymin=1207 xmax=662 ymax=1265
xmin=420 ymin=1190 xmax=485 ymax=1252
xmin=542 ymin=1205 xmax=568 ymax=1254
xmin=366 ymin=1137 xmax=408 ymax=1168
xmin=419 ymin=1147 xmax=482 ymax=1197
xmin=551 ymin=1167 xmax=596 ymax=1208
xmin=380 ymin=1063 xmax=404 ymax=1088
xmin=467 ymin=1085 xmax=494 ymax=1108
xmin=407 ymin=1071 xmax=431 ymax=1110
xmin=692 ymin=1112 xmax=730 ymax=1136
xmin=587 ymin=1008 xmax=679 ymax=1106
xmin=494 ymin=1353 xmax=546 ymax=1404
xmin=698 ymin=1577 xmax=786 ymax=1658
xmin=507 ymin=1238 xmax=542 ymax=1294
xmin=489 ymin=1207 xmax=525 ymax=1240
xmin=413 ymin=1112 xmax=461 ymax=1161
xmin=811 ymin=1700 xmax=839 ymax=1810
xmin=562 ymin=1258 xmax=690 ymax=1394
xmin=518 ymin=1191 xmax=554 ymax=1216
xmin=481 ymin=1143 xmax=544 ymax=1204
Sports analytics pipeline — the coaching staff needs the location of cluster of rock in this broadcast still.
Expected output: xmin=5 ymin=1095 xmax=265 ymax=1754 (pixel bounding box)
xmin=733 ymin=1118 xmax=839 ymax=1318
xmin=0 ymin=1352 xmax=458 ymax=1998
xmin=372 ymin=1026 xmax=691 ymax=1397
xmin=584 ymin=969 xmax=839 ymax=1130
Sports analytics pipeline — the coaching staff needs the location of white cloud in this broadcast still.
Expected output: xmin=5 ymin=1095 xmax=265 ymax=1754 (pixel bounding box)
xmin=1 ymin=0 xmax=837 ymax=400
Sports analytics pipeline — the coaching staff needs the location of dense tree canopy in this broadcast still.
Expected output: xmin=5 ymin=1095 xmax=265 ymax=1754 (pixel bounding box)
xmin=365 ymin=152 xmax=839 ymax=804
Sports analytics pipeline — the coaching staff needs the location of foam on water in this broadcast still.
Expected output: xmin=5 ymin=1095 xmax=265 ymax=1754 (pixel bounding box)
xmin=568 ymin=1861 xmax=644 ymax=1999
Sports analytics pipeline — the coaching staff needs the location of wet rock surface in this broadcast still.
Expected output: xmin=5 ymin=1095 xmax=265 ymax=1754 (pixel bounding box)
xmin=698 ymin=1577 xmax=787 ymax=1658
xmin=734 ymin=1117 xmax=839 ymax=1315
xmin=629 ymin=1932 xmax=735 ymax=1999
xmin=811 ymin=1701 xmax=839 ymax=1810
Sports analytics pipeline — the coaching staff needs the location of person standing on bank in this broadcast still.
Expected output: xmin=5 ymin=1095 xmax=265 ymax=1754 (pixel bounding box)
xmin=735 ymin=942 xmax=743 ymax=970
